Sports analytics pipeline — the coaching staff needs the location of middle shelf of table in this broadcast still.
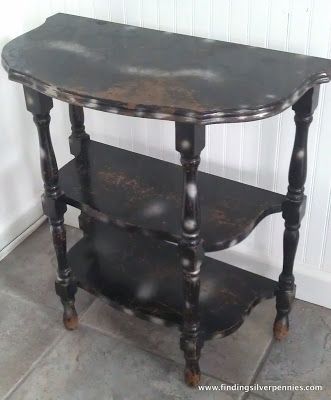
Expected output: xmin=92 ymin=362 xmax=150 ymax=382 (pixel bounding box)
xmin=59 ymin=139 xmax=285 ymax=252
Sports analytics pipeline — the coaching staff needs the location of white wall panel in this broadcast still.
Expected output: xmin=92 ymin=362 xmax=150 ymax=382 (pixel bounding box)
xmin=1 ymin=0 xmax=331 ymax=306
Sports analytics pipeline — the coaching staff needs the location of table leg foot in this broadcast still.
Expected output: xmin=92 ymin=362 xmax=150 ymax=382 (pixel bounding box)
xmin=184 ymin=362 xmax=201 ymax=387
xmin=55 ymin=277 xmax=78 ymax=330
xmin=62 ymin=301 xmax=78 ymax=330
xmin=273 ymin=315 xmax=289 ymax=341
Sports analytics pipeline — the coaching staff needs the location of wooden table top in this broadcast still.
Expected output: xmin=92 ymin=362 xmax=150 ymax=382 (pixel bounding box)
xmin=2 ymin=13 xmax=331 ymax=124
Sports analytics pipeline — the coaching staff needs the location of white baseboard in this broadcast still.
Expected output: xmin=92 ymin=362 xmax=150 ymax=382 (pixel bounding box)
xmin=212 ymin=247 xmax=331 ymax=309
xmin=0 ymin=209 xmax=46 ymax=262
xmin=0 ymin=203 xmax=80 ymax=262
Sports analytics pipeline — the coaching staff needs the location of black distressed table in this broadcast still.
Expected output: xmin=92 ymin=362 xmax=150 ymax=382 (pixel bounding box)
xmin=2 ymin=13 xmax=331 ymax=387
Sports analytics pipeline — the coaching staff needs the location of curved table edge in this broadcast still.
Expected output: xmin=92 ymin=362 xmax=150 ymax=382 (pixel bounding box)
xmin=69 ymin=200 xmax=284 ymax=253
xmin=2 ymin=55 xmax=330 ymax=125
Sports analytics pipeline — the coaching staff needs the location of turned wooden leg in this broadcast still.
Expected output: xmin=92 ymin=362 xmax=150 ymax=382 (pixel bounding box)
xmin=52 ymin=217 xmax=78 ymax=330
xmin=24 ymin=87 xmax=78 ymax=330
xmin=69 ymin=104 xmax=90 ymax=158
xmin=68 ymin=104 xmax=93 ymax=237
xmin=176 ymin=122 xmax=205 ymax=387
xmin=274 ymin=87 xmax=319 ymax=340
xmin=179 ymin=242 xmax=204 ymax=387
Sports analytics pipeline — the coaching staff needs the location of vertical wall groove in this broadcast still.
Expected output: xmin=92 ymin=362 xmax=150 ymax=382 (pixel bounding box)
xmin=108 ymin=0 xmax=112 ymax=20
xmin=301 ymin=19 xmax=328 ymax=264
xmin=320 ymin=185 xmax=331 ymax=268
xmin=122 ymin=0 xmax=127 ymax=24
xmin=306 ymin=0 xmax=314 ymax=54
xmin=315 ymin=22 xmax=331 ymax=269
xmin=265 ymin=0 xmax=274 ymax=255
xmin=302 ymin=85 xmax=327 ymax=263
xmin=191 ymin=0 xmax=194 ymax=35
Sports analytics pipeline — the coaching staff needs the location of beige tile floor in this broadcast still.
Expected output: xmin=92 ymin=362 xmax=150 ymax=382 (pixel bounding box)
xmin=0 ymin=223 xmax=330 ymax=399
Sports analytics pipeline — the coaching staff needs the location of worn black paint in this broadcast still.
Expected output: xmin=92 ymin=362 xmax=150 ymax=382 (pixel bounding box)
xmin=3 ymin=13 xmax=331 ymax=124
xmin=67 ymin=219 xmax=276 ymax=339
xmin=175 ymin=123 xmax=205 ymax=385
xmin=69 ymin=104 xmax=90 ymax=157
xmin=58 ymin=140 xmax=284 ymax=252
xmin=24 ymin=87 xmax=78 ymax=330
xmin=68 ymin=104 xmax=94 ymax=240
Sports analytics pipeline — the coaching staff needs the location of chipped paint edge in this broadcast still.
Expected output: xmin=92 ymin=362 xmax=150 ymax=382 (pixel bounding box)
xmin=64 ymin=181 xmax=285 ymax=253
xmin=2 ymin=55 xmax=330 ymax=125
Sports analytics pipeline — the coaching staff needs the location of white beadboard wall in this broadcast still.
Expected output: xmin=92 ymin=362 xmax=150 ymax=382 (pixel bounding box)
xmin=1 ymin=0 xmax=331 ymax=307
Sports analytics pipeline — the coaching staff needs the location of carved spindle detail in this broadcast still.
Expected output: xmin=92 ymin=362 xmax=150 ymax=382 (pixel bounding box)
xmin=69 ymin=104 xmax=90 ymax=157
xmin=176 ymin=122 xmax=205 ymax=387
xmin=24 ymin=87 xmax=78 ymax=330
xmin=274 ymin=87 xmax=319 ymax=340
xmin=68 ymin=104 xmax=93 ymax=236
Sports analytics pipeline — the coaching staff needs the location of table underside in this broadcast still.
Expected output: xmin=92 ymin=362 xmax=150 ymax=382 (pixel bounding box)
xmin=2 ymin=13 xmax=331 ymax=123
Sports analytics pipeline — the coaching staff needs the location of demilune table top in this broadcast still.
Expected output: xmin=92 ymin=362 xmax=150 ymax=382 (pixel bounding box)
xmin=2 ymin=13 xmax=331 ymax=124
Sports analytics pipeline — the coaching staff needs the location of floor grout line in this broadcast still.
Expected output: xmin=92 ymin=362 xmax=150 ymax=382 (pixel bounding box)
xmin=240 ymin=336 xmax=275 ymax=400
xmin=79 ymin=297 xmax=99 ymax=320
xmin=76 ymin=323 xmax=246 ymax=393
xmin=0 ymin=287 xmax=59 ymax=314
xmin=80 ymin=317 xmax=251 ymax=389
xmin=1 ymin=331 xmax=67 ymax=400
xmin=0 ymin=284 xmax=94 ymax=320
xmin=0 ymin=293 xmax=96 ymax=400
xmin=79 ymin=320 xmax=199 ymax=374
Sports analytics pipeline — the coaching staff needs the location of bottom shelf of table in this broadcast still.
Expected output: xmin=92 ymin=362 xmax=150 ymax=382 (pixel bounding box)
xmin=68 ymin=220 xmax=277 ymax=340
